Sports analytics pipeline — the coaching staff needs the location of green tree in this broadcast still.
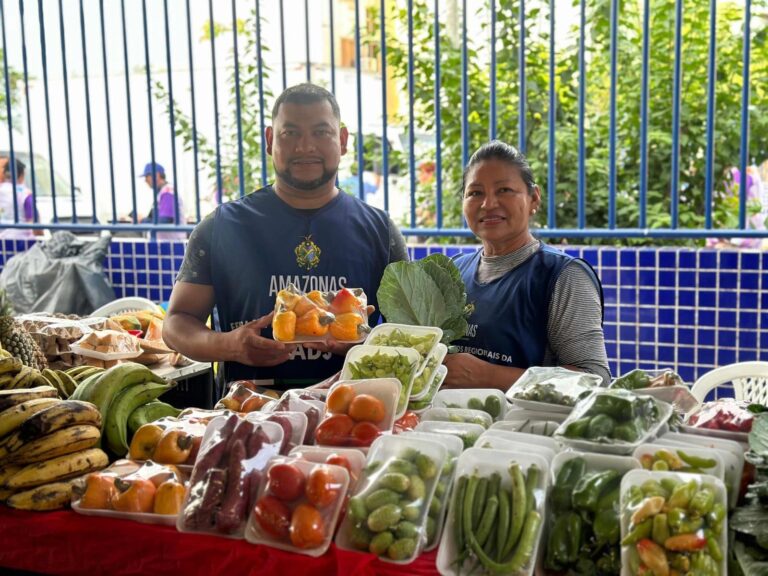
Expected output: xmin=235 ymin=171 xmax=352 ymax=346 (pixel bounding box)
xmin=0 ymin=48 xmax=25 ymax=129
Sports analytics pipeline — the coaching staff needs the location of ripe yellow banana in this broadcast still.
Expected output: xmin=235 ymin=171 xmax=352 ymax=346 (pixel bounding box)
xmin=0 ymin=357 xmax=22 ymax=375
xmin=0 ymin=348 xmax=12 ymax=359
xmin=8 ymin=424 xmax=101 ymax=465
xmin=0 ymin=386 xmax=58 ymax=412
xmin=6 ymin=477 xmax=83 ymax=511
xmin=0 ymin=462 xmax=23 ymax=485
xmin=5 ymin=448 xmax=108 ymax=490
xmin=1 ymin=401 xmax=101 ymax=454
xmin=0 ymin=397 xmax=61 ymax=438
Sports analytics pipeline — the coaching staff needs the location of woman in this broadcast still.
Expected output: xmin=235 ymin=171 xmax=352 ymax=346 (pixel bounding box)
xmin=444 ymin=140 xmax=610 ymax=390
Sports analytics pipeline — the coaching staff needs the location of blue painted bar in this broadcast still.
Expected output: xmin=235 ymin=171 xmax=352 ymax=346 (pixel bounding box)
xmin=354 ymin=0 xmax=364 ymax=200
xmin=99 ymin=0 xmax=117 ymax=224
xmin=208 ymin=0 xmax=222 ymax=204
xmin=670 ymin=0 xmax=683 ymax=229
xmin=18 ymin=0 xmax=37 ymax=222
xmin=461 ymin=0 xmax=468 ymax=167
xmin=518 ymin=0 xmax=526 ymax=152
xmin=329 ymin=0 xmax=336 ymax=94
xmin=279 ymin=0 xmax=287 ymax=90
xmin=547 ymin=0 xmax=555 ymax=229
xmin=78 ymin=0 xmax=97 ymax=223
xmin=163 ymin=0 xmax=181 ymax=221
xmin=704 ymin=0 xmax=717 ymax=229
xmin=141 ymin=0 xmax=158 ymax=226
xmin=408 ymin=0 xmax=416 ymax=227
xmin=639 ymin=0 xmax=651 ymax=229
xmin=577 ymin=0 xmax=586 ymax=228
xmin=738 ymin=0 xmax=752 ymax=229
xmin=231 ymin=0 xmax=245 ymax=199
xmin=255 ymin=0 xmax=268 ymax=187
xmin=304 ymin=0 xmax=311 ymax=82
xmin=0 ymin=0 xmax=17 ymax=223
xmin=57 ymin=0 xmax=77 ymax=222
xmin=120 ymin=0 xmax=137 ymax=224
xmin=608 ymin=0 xmax=618 ymax=229
xmin=185 ymin=0 xmax=201 ymax=222
xmin=489 ymin=0 xmax=496 ymax=140
xmin=380 ymin=0 xmax=389 ymax=213
xmin=434 ymin=0 xmax=442 ymax=228
xmin=398 ymin=227 xmax=768 ymax=239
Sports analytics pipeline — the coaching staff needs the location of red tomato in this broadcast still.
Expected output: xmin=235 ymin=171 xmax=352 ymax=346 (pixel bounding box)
xmin=267 ymin=463 xmax=306 ymax=501
xmin=289 ymin=504 xmax=326 ymax=549
xmin=315 ymin=414 xmax=355 ymax=446
xmin=395 ymin=411 xmax=420 ymax=431
xmin=305 ymin=466 xmax=340 ymax=508
xmin=253 ymin=496 xmax=291 ymax=539
xmin=349 ymin=421 xmax=381 ymax=447
xmin=327 ymin=384 xmax=355 ymax=415
xmin=325 ymin=453 xmax=352 ymax=474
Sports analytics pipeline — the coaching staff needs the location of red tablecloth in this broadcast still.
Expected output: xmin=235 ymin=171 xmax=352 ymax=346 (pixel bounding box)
xmin=0 ymin=507 xmax=440 ymax=576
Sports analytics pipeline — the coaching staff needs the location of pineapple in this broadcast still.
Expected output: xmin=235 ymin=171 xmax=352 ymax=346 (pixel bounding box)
xmin=0 ymin=289 xmax=47 ymax=370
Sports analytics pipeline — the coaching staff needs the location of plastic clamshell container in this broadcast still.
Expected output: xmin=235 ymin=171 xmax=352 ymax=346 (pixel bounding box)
xmin=632 ymin=443 xmax=724 ymax=481
xmin=619 ymin=469 xmax=727 ymax=576
xmin=268 ymin=391 xmax=326 ymax=444
xmin=245 ymin=455 xmax=350 ymax=556
xmin=630 ymin=385 xmax=699 ymax=414
xmin=272 ymin=287 xmax=369 ymax=345
xmin=507 ymin=367 xmax=601 ymax=413
xmin=409 ymin=344 xmax=449 ymax=401
xmin=679 ymin=423 xmax=748 ymax=447
xmin=408 ymin=365 xmax=448 ymax=413
xmin=288 ymin=445 xmax=367 ymax=490
xmin=341 ymin=345 xmax=421 ymax=419
xmin=550 ymin=450 xmax=641 ymax=486
xmin=433 ymin=388 xmax=509 ymax=421
xmin=177 ymin=415 xmax=284 ymax=539
xmin=324 ymin=378 xmax=401 ymax=434
xmin=436 ymin=448 xmax=549 ymax=576
xmin=510 ymin=398 xmax=574 ymax=414
xmin=481 ymin=428 xmax=558 ymax=456
xmin=414 ymin=420 xmax=486 ymax=450
xmin=335 ymin=434 xmax=448 ymax=564
xmin=365 ymin=323 xmax=442 ymax=363
xmin=400 ymin=430 xmax=463 ymax=552
xmin=498 ymin=410 xmax=568 ymax=437
xmin=656 ymin=432 xmax=744 ymax=509
xmin=245 ymin=411 xmax=308 ymax=455
xmin=554 ymin=390 xmax=674 ymax=455
xmin=420 ymin=407 xmax=493 ymax=429
xmin=475 ymin=432 xmax=557 ymax=464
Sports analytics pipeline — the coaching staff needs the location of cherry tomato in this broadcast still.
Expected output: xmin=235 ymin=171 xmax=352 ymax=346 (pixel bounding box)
xmin=289 ymin=503 xmax=326 ymax=549
xmin=326 ymin=384 xmax=355 ymax=415
xmin=349 ymin=421 xmax=381 ymax=447
xmin=267 ymin=463 xmax=306 ymax=501
xmin=253 ymin=495 xmax=291 ymax=539
xmin=315 ymin=414 xmax=355 ymax=446
xmin=305 ymin=465 xmax=340 ymax=508
xmin=348 ymin=394 xmax=386 ymax=423
xmin=325 ymin=453 xmax=352 ymax=475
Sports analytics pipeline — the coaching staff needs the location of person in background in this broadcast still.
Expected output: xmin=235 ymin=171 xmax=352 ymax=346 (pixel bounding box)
xmin=137 ymin=162 xmax=186 ymax=240
xmin=163 ymin=83 xmax=408 ymax=389
xmin=0 ymin=158 xmax=39 ymax=238
xmin=444 ymin=140 xmax=610 ymax=390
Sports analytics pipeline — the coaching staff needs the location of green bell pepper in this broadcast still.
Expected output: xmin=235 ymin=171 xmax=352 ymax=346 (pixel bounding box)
xmin=547 ymin=511 xmax=582 ymax=567
xmin=573 ymin=470 xmax=620 ymax=512
xmin=562 ymin=416 xmax=592 ymax=439
xmin=586 ymin=414 xmax=616 ymax=439
xmin=593 ymin=507 xmax=620 ymax=544
xmin=551 ymin=457 xmax=586 ymax=512
xmin=590 ymin=393 xmax=634 ymax=420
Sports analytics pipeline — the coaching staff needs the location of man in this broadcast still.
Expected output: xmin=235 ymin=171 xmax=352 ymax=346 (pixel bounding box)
xmin=0 ymin=158 xmax=38 ymax=238
xmin=138 ymin=162 xmax=186 ymax=240
xmin=163 ymin=83 xmax=408 ymax=389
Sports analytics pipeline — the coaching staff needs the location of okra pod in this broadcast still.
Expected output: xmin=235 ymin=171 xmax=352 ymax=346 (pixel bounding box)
xmin=524 ymin=465 xmax=539 ymax=517
xmin=472 ymin=477 xmax=488 ymax=529
xmin=502 ymin=463 xmax=527 ymax=558
xmin=495 ymin=485 xmax=510 ymax=562
xmin=468 ymin=510 xmax=542 ymax=574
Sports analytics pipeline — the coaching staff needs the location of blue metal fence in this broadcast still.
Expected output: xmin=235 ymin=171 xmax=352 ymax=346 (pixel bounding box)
xmin=0 ymin=0 xmax=764 ymax=239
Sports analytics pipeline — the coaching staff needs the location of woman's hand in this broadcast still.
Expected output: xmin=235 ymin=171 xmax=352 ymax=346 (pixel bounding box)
xmin=442 ymin=353 xmax=490 ymax=388
xmin=227 ymin=313 xmax=294 ymax=367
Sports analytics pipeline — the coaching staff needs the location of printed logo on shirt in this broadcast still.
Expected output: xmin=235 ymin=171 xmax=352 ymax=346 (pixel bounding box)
xmin=295 ymin=235 xmax=321 ymax=270
xmin=453 ymin=344 xmax=517 ymax=365
xmin=268 ymin=275 xmax=348 ymax=296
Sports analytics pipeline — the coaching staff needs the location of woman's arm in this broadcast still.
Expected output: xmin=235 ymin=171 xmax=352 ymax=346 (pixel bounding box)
xmin=442 ymin=353 xmax=527 ymax=391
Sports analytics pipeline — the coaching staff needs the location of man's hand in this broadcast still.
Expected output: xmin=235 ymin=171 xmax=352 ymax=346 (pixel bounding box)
xmin=442 ymin=353 xmax=489 ymax=389
xmin=227 ymin=313 xmax=293 ymax=367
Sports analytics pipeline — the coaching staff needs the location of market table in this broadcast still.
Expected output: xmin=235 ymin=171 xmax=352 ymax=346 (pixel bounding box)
xmin=0 ymin=507 xmax=440 ymax=576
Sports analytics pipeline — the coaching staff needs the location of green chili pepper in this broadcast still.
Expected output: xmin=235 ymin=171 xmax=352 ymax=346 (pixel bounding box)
xmin=678 ymin=450 xmax=717 ymax=469
xmin=667 ymin=507 xmax=687 ymax=531
xmin=652 ymin=513 xmax=670 ymax=546
xmin=690 ymin=486 xmax=716 ymax=516
xmin=705 ymin=529 xmax=723 ymax=562
xmin=677 ymin=516 xmax=704 ymax=535
xmin=707 ymin=502 xmax=726 ymax=536
xmin=620 ymin=518 xmax=652 ymax=545
xmin=572 ymin=470 xmax=620 ymax=512
xmin=667 ymin=479 xmax=697 ymax=509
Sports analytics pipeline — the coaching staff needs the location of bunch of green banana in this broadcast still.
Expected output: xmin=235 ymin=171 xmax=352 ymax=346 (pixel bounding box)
xmin=0 ymin=357 xmax=49 ymax=391
xmin=39 ymin=369 xmax=80 ymax=399
xmin=126 ymin=400 xmax=181 ymax=435
xmin=65 ymin=365 xmax=105 ymax=386
xmin=70 ymin=362 xmax=175 ymax=456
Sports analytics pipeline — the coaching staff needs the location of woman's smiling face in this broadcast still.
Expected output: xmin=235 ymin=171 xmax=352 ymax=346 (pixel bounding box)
xmin=462 ymin=158 xmax=541 ymax=255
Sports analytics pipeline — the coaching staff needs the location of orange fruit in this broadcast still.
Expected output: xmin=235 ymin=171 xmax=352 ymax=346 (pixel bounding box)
xmin=348 ymin=394 xmax=386 ymax=424
xmin=327 ymin=384 xmax=355 ymax=415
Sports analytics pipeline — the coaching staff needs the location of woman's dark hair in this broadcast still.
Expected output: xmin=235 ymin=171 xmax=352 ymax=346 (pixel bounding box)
xmin=3 ymin=158 xmax=25 ymax=179
xmin=461 ymin=140 xmax=536 ymax=196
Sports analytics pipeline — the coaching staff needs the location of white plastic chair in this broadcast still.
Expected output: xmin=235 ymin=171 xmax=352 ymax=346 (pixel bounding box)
xmin=690 ymin=361 xmax=768 ymax=404
xmin=90 ymin=297 xmax=163 ymax=318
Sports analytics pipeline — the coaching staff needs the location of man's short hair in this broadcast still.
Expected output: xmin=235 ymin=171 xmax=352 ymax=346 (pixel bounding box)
xmin=271 ymin=83 xmax=341 ymax=122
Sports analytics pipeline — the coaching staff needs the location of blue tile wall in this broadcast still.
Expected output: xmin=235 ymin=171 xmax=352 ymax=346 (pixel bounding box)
xmin=2 ymin=239 xmax=768 ymax=383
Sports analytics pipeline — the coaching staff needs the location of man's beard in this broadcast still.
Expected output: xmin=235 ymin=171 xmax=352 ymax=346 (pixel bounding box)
xmin=275 ymin=164 xmax=337 ymax=191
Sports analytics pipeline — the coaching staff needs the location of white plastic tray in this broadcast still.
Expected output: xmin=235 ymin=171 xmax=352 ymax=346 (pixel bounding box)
xmin=679 ymin=423 xmax=748 ymax=447
xmin=481 ymin=428 xmax=558 ymax=455
xmin=632 ymin=443 xmax=724 ymax=481
xmin=436 ymin=447 xmax=548 ymax=576
xmin=510 ymin=397 xmax=575 ymax=414
xmin=414 ymin=420 xmax=486 ymax=450
xmin=420 ymin=407 xmax=492 ymax=429
xmin=619 ymin=469 xmax=727 ymax=576
xmin=433 ymin=388 xmax=509 ymax=421
xmin=475 ymin=432 xmax=557 ymax=464
xmin=365 ymin=323 xmax=442 ymax=362
xmin=409 ymin=364 xmax=448 ymax=413
xmin=325 ymin=378 xmax=401 ymax=433
xmin=410 ymin=343 xmax=448 ymax=401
